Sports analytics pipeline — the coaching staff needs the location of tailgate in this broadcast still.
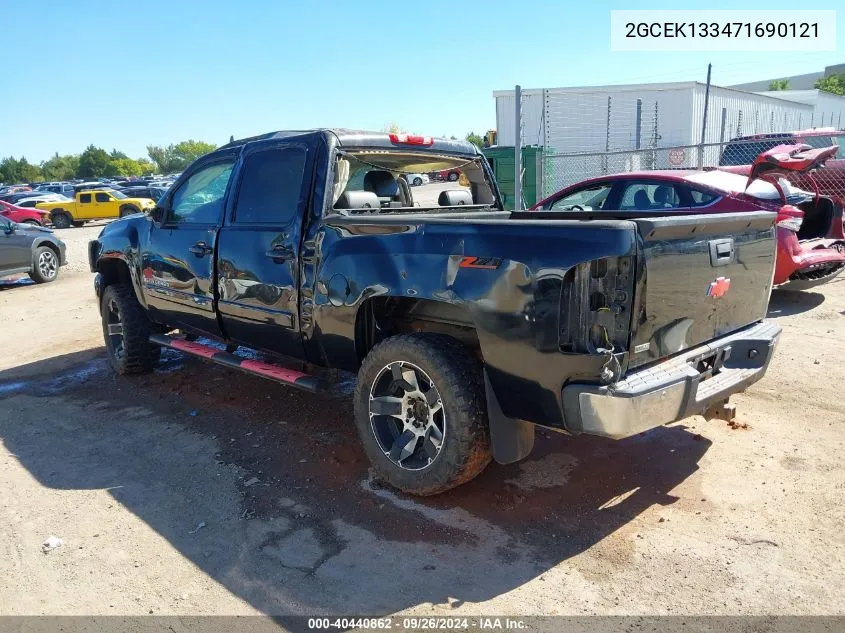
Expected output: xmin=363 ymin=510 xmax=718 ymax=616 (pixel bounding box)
xmin=629 ymin=211 xmax=776 ymax=368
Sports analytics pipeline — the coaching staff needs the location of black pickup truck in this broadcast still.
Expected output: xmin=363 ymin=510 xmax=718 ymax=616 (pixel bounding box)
xmin=89 ymin=129 xmax=781 ymax=495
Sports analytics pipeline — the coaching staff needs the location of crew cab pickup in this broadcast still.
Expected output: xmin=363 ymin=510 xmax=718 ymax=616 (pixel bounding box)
xmin=89 ymin=129 xmax=781 ymax=495
xmin=38 ymin=188 xmax=155 ymax=228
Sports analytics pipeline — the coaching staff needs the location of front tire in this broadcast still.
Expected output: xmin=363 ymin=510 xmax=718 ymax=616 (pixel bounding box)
xmin=354 ymin=333 xmax=492 ymax=495
xmin=119 ymin=205 xmax=140 ymax=218
xmin=28 ymin=246 xmax=59 ymax=283
xmin=447 ymin=172 xmax=459 ymax=182
xmin=100 ymin=283 xmax=160 ymax=375
xmin=413 ymin=177 xmax=423 ymax=186
xmin=51 ymin=210 xmax=72 ymax=229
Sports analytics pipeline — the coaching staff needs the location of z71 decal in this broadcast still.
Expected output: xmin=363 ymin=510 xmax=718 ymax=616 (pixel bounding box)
xmin=459 ymin=256 xmax=502 ymax=270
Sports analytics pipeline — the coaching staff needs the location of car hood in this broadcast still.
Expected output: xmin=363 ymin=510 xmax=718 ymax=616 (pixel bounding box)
xmin=14 ymin=222 xmax=54 ymax=234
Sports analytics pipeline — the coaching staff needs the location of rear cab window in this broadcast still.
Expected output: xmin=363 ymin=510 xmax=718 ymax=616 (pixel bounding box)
xmin=331 ymin=150 xmax=496 ymax=213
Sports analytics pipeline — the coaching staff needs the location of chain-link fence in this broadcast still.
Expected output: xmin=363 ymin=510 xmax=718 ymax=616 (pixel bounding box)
xmin=500 ymin=83 xmax=845 ymax=207
xmin=540 ymin=134 xmax=845 ymax=203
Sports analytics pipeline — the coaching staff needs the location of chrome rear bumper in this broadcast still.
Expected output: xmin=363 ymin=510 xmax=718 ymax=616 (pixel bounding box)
xmin=562 ymin=321 xmax=781 ymax=439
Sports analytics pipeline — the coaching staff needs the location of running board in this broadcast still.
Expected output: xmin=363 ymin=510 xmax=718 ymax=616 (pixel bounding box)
xmin=149 ymin=333 xmax=327 ymax=393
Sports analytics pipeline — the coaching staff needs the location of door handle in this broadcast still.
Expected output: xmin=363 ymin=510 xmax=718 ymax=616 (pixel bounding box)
xmin=265 ymin=244 xmax=294 ymax=262
xmin=189 ymin=241 xmax=212 ymax=257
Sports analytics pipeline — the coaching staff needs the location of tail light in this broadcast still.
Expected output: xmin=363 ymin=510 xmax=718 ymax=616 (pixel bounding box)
xmin=388 ymin=133 xmax=434 ymax=146
xmin=559 ymin=256 xmax=635 ymax=355
xmin=776 ymin=205 xmax=804 ymax=233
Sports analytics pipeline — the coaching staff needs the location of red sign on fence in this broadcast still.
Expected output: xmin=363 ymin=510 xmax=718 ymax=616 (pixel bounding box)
xmin=668 ymin=148 xmax=686 ymax=166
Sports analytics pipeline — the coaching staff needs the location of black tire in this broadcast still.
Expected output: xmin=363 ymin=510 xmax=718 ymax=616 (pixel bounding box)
xmin=100 ymin=283 xmax=160 ymax=375
xmin=354 ymin=333 xmax=491 ymax=495
xmin=51 ymin=210 xmax=72 ymax=229
xmin=22 ymin=219 xmax=41 ymax=226
xmin=447 ymin=172 xmax=459 ymax=182
xmin=119 ymin=205 xmax=140 ymax=218
xmin=28 ymin=246 xmax=60 ymax=283
xmin=413 ymin=177 xmax=423 ymax=186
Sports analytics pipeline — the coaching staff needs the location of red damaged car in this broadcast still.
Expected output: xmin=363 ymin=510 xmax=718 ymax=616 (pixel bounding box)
xmin=0 ymin=200 xmax=50 ymax=226
xmin=532 ymin=144 xmax=845 ymax=289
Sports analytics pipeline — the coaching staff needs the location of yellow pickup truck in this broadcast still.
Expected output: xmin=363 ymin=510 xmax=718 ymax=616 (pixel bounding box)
xmin=37 ymin=189 xmax=156 ymax=228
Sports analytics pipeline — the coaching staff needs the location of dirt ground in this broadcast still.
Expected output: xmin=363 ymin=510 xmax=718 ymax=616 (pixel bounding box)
xmin=0 ymin=221 xmax=843 ymax=618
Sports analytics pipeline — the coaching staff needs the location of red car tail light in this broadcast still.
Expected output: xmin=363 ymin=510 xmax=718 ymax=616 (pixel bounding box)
xmin=776 ymin=205 xmax=804 ymax=233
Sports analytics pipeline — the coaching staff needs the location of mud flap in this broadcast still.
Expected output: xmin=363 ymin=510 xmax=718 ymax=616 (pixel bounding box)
xmin=484 ymin=370 xmax=535 ymax=464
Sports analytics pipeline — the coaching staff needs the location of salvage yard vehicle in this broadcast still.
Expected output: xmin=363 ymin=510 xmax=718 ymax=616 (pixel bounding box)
xmin=0 ymin=215 xmax=66 ymax=283
xmin=0 ymin=200 xmax=50 ymax=226
xmin=533 ymin=144 xmax=845 ymax=290
xmin=37 ymin=188 xmax=156 ymax=228
xmin=720 ymin=129 xmax=845 ymax=214
xmin=89 ymin=129 xmax=781 ymax=495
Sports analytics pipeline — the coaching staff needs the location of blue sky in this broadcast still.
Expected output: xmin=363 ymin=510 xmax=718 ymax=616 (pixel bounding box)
xmin=1 ymin=0 xmax=842 ymax=162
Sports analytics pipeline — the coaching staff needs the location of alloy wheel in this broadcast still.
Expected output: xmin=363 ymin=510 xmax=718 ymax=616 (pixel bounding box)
xmin=368 ymin=361 xmax=445 ymax=471
xmin=37 ymin=250 xmax=58 ymax=280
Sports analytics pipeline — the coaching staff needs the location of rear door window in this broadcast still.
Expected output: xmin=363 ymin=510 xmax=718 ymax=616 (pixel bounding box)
xmin=79 ymin=193 xmax=92 ymax=204
xmin=687 ymin=188 xmax=719 ymax=206
xmin=619 ymin=182 xmax=682 ymax=210
xmin=233 ymin=147 xmax=307 ymax=225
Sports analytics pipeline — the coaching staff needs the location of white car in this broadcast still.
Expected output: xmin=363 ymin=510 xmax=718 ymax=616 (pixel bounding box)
xmin=15 ymin=193 xmax=72 ymax=208
xmin=403 ymin=173 xmax=430 ymax=186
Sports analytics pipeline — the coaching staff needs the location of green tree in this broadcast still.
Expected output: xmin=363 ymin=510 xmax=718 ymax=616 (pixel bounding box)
xmin=104 ymin=158 xmax=141 ymax=177
xmin=18 ymin=158 xmax=43 ymax=182
xmin=465 ymin=132 xmax=485 ymax=148
xmin=41 ymin=153 xmax=80 ymax=181
xmin=814 ymin=74 xmax=845 ymax=96
xmin=0 ymin=157 xmax=22 ymax=184
xmin=146 ymin=140 xmax=217 ymax=173
xmin=77 ymin=145 xmax=111 ymax=178
xmin=171 ymin=140 xmax=216 ymax=170
xmin=0 ymin=157 xmax=42 ymax=183
xmin=768 ymin=79 xmax=790 ymax=91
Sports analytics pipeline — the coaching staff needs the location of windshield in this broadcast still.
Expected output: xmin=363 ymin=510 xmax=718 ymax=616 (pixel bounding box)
xmin=331 ymin=150 xmax=496 ymax=213
xmin=106 ymin=188 xmax=127 ymax=199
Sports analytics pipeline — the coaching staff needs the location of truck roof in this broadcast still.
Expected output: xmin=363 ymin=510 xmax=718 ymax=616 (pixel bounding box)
xmin=220 ymin=129 xmax=480 ymax=156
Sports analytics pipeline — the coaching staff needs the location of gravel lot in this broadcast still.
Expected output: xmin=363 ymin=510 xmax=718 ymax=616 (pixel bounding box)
xmin=0 ymin=221 xmax=843 ymax=617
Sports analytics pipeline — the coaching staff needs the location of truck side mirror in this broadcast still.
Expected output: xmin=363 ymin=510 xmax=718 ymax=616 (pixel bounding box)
xmin=150 ymin=206 xmax=166 ymax=224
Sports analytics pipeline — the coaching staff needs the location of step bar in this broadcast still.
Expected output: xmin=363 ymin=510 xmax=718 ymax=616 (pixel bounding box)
xmin=149 ymin=333 xmax=327 ymax=393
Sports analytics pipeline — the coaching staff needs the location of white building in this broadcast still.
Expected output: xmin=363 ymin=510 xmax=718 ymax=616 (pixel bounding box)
xmin=752 ymin=90 xmax=845 ymax=129
xmin=729 ymin=62 xmax=845 ymax=92
xmin=494 ymin=81 xmax=815 ymax=154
